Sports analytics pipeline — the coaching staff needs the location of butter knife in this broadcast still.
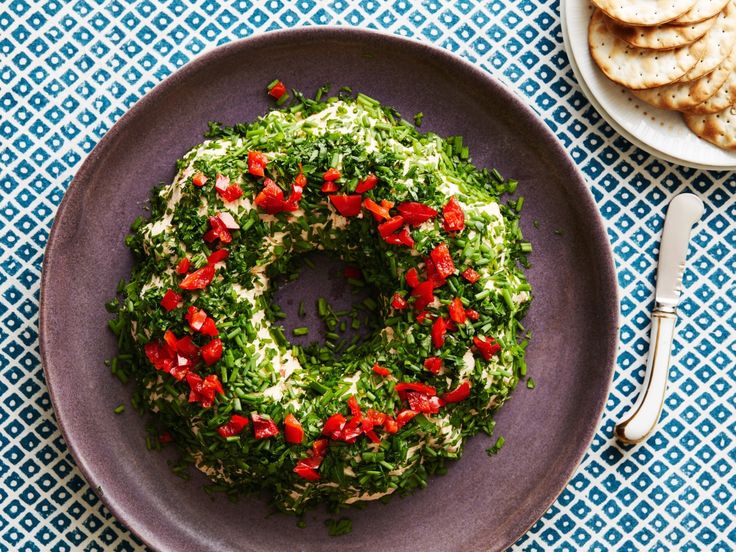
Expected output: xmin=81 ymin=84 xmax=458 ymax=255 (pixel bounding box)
xmin=615 ymin=193 xmax=704 ymax=445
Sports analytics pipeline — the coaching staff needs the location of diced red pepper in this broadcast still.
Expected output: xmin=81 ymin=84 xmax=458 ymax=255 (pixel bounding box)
xmin=365 ymin=430 xmax=381 ymax=444
xmin=251 ymin=412 xmax=280 ymax=439
xmin=443 ymin=196 xmax=465 ymax=233
xmin=163 ymin=330 xmax=178 ymax=350
xmin=268 ymin=80 xmax=287 ymax=99
xmin=180 ymin=264 xmax=215 ymax=290
xmin=323 ymin=168 xmax=341 ymax=181
xmin=411 ymin=280 xmax=435 ymax=311
xmin=217 ymin=414 xmax=250 ymax=438
xmin=465 ymin=309 xmax=480 ymax=321
xmin=462 ymin=267 xmax=481 ymax=283
xmin=380 ymin=199 xmax=395 ymax=212
xmin=424 ymin=256 xmax=446 ymax=288
xmin=365 ymin=409 xmax=387 ymax=427
xmin=329 ymin=194 xmax=362 ymax=217
xmin=347 ymin=395 xmax=362 ymax=418
xmin=416 ymin=310 xmax=432 ymax=324
xmin=185 ymin=306 xmax=207 ymax=331
xmin=442 ymin=381 xmax=472 ymax=403
xmin=247 ymin=151 xmax=268 ymax=177
xmin=144 ymin=340 xmax=175 ymax=372
xmin=448 ymin=297 xmax=467 ymax=324
xmin=391 ymin=292 xmax=408 ymax=310
xmin=396 ymin=409 xmax=418 ymax=429
xmin=473 ymin=335 xmax=502 ymax=360
xmin=322 ymin=413 xmax=347 ymax=439
xmin=394 ymin=382 xmax=437 ymax=397
xmin=294 ymin=461 xmax=320 ymax=481
xmin=203 ymin=215 xmax=232 ymax=244
xmin=294 ymin=170 xmax=307 ymax=188
xmin=382 ymin=227 xmax=414 ymax=248
xmin=355 ymin=173 xmax=378 ymax=193
xmin=431 ymin=316 xmax=447 ymax=348
xmin=284 ymin=413 xmax=304 ymax=444
xmin=175 ymin=335 xmax=200 ymax=359
xmin=158 ymin=431 xmax=174 ymax=444
xmin=254 ymin=178 xmax=286 ymax=214
xmin=378 ymin=215 xmax=405 ymax=237
xmin=207 ymin=248 xmax=229 ymax=265
xmin=338 ymin=416 xmax=363 ymax=443
xmin=176 ymin=257 xmax=191 ymax=274
xmin=383 ymin=417 xmax=399 ymax=434
xmin=407 ymin=391 xmax=443 ymax=414
xmin=199 ymin=317 xmax=218 ymax=337
xmin=430 ymin=243 xmax=455 ymax=278
xmin=396 ymin=202 xmax=438 ymax=226
xmin=363 ymin=198 xmax=391 ymax=220
xmin=201 ymin=338 xmax=222 ymax=366
xmin=321 ymin=180 xmax=339 ymax=193
xmin=218 ymin=183 xmax=244 ymax=202
xmin=283 ymin=172 xmax=305 ymax=211
xmin=424 ymin=356 xmax=443 ymax=375
xmin=186 ymin=373 xmax=224 ymax=408
xmin=160 ymin=289 xmax=182 ymax=312
xmin=405 ymin=267 xmax=420 ymax=288
xmin=192 ymin=171 xmax=208 ymax=187
xmin=372 ymin=363 xmax=391 ymax=377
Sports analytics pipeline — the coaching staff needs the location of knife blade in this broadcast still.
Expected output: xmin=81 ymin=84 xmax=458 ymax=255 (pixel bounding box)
xmin=615 ymin=193 xmax=704 ymax=445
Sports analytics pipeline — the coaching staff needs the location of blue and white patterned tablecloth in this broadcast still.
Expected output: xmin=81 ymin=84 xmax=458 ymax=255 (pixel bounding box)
xmin=1 ymin=0 xmax=734 ymax=550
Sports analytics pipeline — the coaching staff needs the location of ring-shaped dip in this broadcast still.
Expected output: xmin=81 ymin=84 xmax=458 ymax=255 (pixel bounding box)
xmin=108 ymin=88 xmax=532 ymax=513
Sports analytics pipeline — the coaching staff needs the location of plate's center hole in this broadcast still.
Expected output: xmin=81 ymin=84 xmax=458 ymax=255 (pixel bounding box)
xmin=272 ymin=252 xmax=381 ymax=355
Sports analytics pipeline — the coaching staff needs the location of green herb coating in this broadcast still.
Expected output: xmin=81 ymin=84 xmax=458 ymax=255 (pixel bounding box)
xmin=108 ymin=90 xmax=532 ymax=514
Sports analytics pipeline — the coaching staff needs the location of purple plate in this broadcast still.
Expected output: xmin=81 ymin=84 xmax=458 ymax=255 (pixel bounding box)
xmin=40 ymin=28 xmax=617 ymax=552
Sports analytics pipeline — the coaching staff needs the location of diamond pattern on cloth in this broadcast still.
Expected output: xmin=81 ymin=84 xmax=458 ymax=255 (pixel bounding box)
xmin=1 ymin=0 xmax=734 ymax=550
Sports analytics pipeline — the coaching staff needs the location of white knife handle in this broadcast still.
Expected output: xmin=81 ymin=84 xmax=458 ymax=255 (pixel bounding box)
xmin=615 ymin=309 xmax=677 ymax=444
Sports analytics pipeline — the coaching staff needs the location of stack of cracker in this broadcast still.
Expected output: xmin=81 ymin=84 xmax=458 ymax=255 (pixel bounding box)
xmin=588 ymin=0 xmax=736 ymax=151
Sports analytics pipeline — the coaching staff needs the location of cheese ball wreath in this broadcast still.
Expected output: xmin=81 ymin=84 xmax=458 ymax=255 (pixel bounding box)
xmin=109 ymin=85 xmax=532 ymax=514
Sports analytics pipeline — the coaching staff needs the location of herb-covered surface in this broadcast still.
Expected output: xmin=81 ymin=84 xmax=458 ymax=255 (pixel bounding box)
xmin=107 ymin=86 xmax=532 ymax=514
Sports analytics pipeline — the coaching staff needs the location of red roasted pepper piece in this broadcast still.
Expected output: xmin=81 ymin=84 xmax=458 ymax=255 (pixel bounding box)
xmin=176 ymin=257 xmax=190 ymax=274
xmin=407 ymin=391 xmax=443 ymax=414
xmin=218 ymin=183 xmax=244 ymax=202
xmin=268 ymin=80 xmax=287 ymax=99
xmin=329 ymin=194 xmax=363 ymax=217
xmin=201 ymin=338 xmax=222 ymax=366
xmin=394 ymin=382 xmax=437 ymax=398
xmin=465 ymin=308 xmax=480 ymax=321
xmin=254 ymin=178 xmax=286 ymax=214
xmin=462 ymin=267 xmax=481 ymax=283
xmin=321 ymin=180 xmax=339 ymax=193
xmin=284 ymin=413 xmax=304 ymax=444
xmin=391 ymin=293 xmax=408 ymax=310
xmin=405 ymin=267 xmax=420 ymax=288
xmin=192 ymin=171 xmax=208 ymax=187
xmin=448 ymin=297 xmax=467 ymax=324
xmin=206 ymin=248 xmax=229 ymax=265
xmin=372 ymin=363 xmax=391 ymax=377
xmin=396 ymin=202 xmax=438 ymax=226
xmin=217 ymin=414 xmax=250 ymax=438
xmin=186 ymin=373 xmax=224 ymax=408
xmin=442 ymin=381 xmax=471 ymax=403
xmin=423 ymin=356 xmax=443 ymax=375
xmin=179 ymin=264 xmax=215 ymax=290
xmin=355 ymin=173 xmax=378 ymax=193
xmin=248 ymin=151 xmax=268 ymax=176
xmin=203 ymin=215 xmax=232 ymax=244
xmin=411 ymin=280 xmax=435 ymax=311
xmin=443 ymin=196 xmax=465 ymax=233
xmin=378 ymin=215 xmax=405 ymax=237
xmin=343 ymin=266 xmax=362 ymax=280
xmin=322 ymin=413 xmax=347 ymax=439
xmin=396 ymin=409 xmax=418 ymax=429
xmin=323 ymin=168 xmax=341 ymax=181
xmin=160 ymin=289 xmax=181 ymax=312
xmin=251 ymin=413 xmax=280 ymax=439
xmin=430 ymin=243 xmax=455 ymax=278
xmin=383 ymin=227 xmax=414 ymax=247
xmin=293 ymin=461 xmax=321 ymax=481
xmin=363 ymin=197 xmax=391 ymax=220
xmin=431 ymin=316 xmax=448 ymax=348
xmin=473 ymin=335 xmax=502 ymax=360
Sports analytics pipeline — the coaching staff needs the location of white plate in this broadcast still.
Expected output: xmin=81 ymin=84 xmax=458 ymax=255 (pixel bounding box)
xmin=561 ymin=0 xmax=736 ymax=170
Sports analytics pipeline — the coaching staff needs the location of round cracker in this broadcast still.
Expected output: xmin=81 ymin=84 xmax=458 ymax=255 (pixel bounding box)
xmin=605 ymin=12 xmax=717 ymax=50
xmin=683 ymin=105 xmax=736 ymax=149
xmin=589 ymin=9 xmax=701 ymax=89
xmin=686 ymin=67 xmax=736 ymax=112
xmin=632 ymin=45 xmax=736 ymax=108
xmin=681 ymin=2 xmax=736 ymax=81
xmin=591 ymin=0 xmax=698 ymax=26
xmin=672 ymin=0 xmax=730 ymax=24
